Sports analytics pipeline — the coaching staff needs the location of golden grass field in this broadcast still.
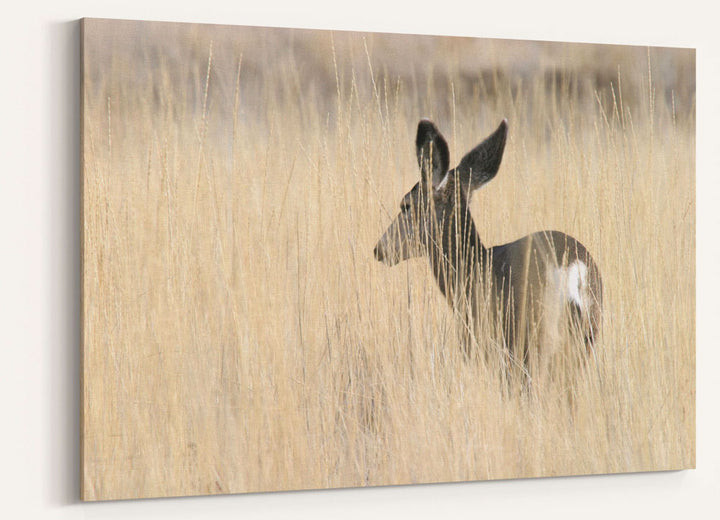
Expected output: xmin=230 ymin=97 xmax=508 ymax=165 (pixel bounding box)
xmin=81 ymin=19 xmax=695 ymax=500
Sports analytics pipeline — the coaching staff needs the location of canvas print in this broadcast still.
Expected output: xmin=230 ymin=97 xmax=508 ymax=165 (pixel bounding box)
xmin=81 ymin=18 xmax=695 ymax=501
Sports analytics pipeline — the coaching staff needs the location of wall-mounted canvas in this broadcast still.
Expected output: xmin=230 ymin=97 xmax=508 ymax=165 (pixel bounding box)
xmin=81 ymin=18 xmax=695 ymax=501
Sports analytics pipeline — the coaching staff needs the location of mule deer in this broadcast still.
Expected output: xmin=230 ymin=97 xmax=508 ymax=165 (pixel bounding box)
xmin=374 ymin=119 xmax=602 ymax=372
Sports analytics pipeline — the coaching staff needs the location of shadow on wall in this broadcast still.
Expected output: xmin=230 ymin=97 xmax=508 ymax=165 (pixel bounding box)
xmin=46 ymin=19 xmax=81 ymax=505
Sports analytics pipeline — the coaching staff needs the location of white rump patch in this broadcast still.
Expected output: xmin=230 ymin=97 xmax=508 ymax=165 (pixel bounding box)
xmin=542 ymin=260 xmax=590 ymax=350
xmin=566 ymin=261 xmax=588 ymax=307
xmin=547 ymin=260 xmax=589 ymax=309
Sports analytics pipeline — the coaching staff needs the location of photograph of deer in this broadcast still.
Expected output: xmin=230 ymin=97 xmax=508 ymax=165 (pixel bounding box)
xmin=82 ymin=18 xmax=695 ymax=501
xmin=374 ymin=118 xmax=603 ymax=377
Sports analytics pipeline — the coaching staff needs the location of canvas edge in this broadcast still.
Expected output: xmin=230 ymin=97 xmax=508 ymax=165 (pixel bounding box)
xmin=79 ymin=16 xmax=88 ymax=502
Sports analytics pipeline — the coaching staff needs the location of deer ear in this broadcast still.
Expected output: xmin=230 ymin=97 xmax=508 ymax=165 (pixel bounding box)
xmin=416 ymin=119 xmax=450 ymax=188
xmin=456 ymin=119 xmax=508 ymax=191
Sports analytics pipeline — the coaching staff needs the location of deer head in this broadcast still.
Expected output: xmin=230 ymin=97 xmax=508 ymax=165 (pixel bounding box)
xmin=374 ymin=119 xmax=508 ymax=266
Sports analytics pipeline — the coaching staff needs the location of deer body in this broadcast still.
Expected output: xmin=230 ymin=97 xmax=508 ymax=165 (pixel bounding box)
xmin=374 ymin=119 xmax=602 ymax=366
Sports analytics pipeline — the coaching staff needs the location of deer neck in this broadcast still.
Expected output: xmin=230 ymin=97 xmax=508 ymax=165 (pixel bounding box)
xmin=426 ymin=186 xmax=487 ymax=304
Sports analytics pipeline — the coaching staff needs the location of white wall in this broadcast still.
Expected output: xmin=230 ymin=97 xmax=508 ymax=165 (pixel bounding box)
xmin=1 ymin=1 xmax=717 ymax=518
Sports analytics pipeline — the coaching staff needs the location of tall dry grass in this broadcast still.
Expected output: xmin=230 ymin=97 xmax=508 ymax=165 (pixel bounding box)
xmin=81 ymin=19 xmax=695 ymax=500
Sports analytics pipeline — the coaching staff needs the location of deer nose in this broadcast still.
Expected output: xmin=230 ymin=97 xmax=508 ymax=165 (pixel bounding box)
xmin=374 ymin=244 xmax=384 ymax=262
